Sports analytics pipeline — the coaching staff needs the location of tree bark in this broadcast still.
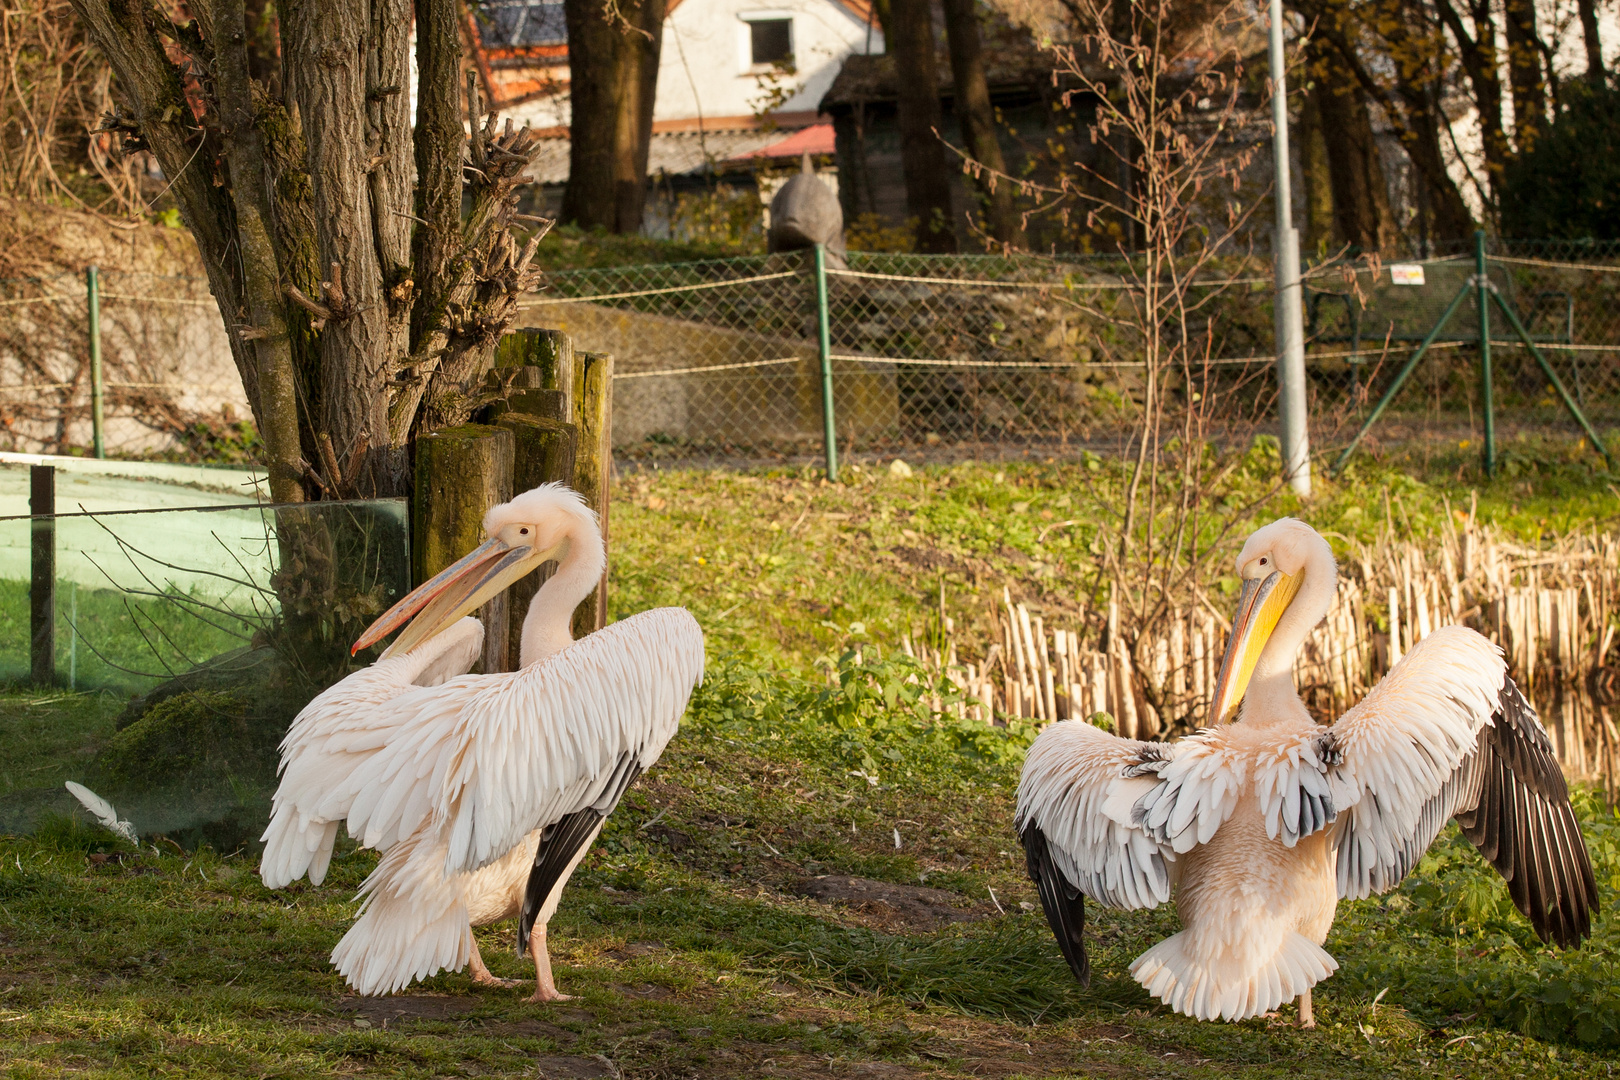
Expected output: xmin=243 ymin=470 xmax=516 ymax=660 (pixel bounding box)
xmin=940 ymin=0 xmax=1018 ymax=245
xmin=889 ymin=0 xmax=956 ymax=252
xmin=562 ymin=0 xmax=667 ymax=233
xmin=1432 ymin=0 xmax=1510 ymax=200
xmin=1297 ymin=0 xmax=1476 ymax=242
xmin=70 ymin=0 xmax=544 ymax=502
xmin=1502 ymin=0 xmax=1547 ymax=151
xmin=1298 ymin=88 xmax=1333 ymax=252
xmin=1577 ymin=0 xmax=1604 ymax=80
xmin=1307 ymin=38 xmax=1396 ymax=252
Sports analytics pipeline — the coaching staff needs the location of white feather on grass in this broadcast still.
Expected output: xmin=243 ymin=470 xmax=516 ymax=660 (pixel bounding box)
xmin=64 ymin=782 xmax=138 ymax=845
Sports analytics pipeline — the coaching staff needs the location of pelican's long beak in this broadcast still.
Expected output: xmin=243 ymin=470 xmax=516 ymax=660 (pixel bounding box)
xmin=1208 ymin=569 xmax=1302 ymax=724
xmin=352 ymin=535 xmax=563 ymax=659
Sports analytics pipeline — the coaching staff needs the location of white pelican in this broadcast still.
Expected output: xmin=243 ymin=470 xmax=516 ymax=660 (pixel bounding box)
xmin=259 ymin=484 xmax=704 ymax=1001
xmin=1016 ymin=517 xmax=1597 ymax=1026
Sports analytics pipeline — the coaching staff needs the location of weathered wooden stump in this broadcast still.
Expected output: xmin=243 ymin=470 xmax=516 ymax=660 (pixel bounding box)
xmin=571 ymin=351 xmax=613 ymax=638
xmin=497 ymin=412 xmax=577 ymax=669
xmin=413 ymin=424 xmax=514 ymax=673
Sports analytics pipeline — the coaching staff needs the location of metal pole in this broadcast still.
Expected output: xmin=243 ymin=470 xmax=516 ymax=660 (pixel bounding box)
xmin=1330 ymin=282 xmax=1472 ymax=474
xmin=1475 ymin=230 xmax=1495 ymax=477
xmin=30 ymin=465 xmax=54 ymax=687
xmin=87 ymin=265 xmax=105 ymax=459
xmin=1268 ymin=0 xmax=1309 ymax=496
xmin=813 ymin=244 xmax=838 ymax=481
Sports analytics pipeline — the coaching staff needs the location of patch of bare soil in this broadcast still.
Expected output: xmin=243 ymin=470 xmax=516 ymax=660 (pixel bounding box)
xmin=791 ymin=875 xmax=987 ymax=931
xmin=338 ymin=994 xmax=477 ymax=1027
xmin=535 ymin=1054 xmax=619 ymax=1079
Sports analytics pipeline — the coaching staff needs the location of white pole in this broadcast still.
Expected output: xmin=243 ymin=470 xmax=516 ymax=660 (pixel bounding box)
xmin=1268 ymin=0 xmax=1310 ymax=496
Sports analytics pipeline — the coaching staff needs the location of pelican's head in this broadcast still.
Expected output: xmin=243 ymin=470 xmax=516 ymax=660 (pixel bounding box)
xmin=352 ymin=484 xmax=600 ymax=659
xmin=1208 ymin=518 xmax=1335 ymax=724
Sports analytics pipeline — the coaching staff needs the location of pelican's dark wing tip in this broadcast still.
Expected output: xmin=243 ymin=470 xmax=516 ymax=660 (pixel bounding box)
xmin=1020 ymin=822 xmax=1090 ymax=987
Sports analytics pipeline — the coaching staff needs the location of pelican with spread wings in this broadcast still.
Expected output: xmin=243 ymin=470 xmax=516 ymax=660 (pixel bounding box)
xmin=1017 ymin=517 xmax=1597 ymax=1026
xmin=260 ymin=484 xmax=703 ymax=1000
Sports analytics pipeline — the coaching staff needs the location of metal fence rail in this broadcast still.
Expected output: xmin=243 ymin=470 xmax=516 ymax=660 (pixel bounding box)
xmin=3 ymin=239 xmax=1620 ymax=467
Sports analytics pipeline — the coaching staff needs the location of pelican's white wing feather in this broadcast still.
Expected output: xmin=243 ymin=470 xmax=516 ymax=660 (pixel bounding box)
xmin=1130 ymin=731 xmax=1246 ymax=854
xmin=64 ymin=781 xmax=138 ymax=844
xmin=1327 ymin=625 xmax=1504 ymax=897
xmin=1327 ymin=625 xmax=1597 ymax=946
xmin=1015 ymin=720 xmax=1176 ymax=911
xmin=259 ymin=617 xmax=485 ymax=888
xmin=336 ymin=607 xmax=704 ymax=881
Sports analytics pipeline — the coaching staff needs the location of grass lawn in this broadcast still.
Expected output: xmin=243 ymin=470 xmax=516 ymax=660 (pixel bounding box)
xmin=2 ymin=434 xmax=1618 ymax=1079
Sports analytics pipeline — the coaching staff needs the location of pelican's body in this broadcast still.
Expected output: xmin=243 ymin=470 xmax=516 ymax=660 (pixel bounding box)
xmin=261 ymin=484 xmax=704 ymax=999
xmin=1018 ymin=518 xmax=1596 ymax=1024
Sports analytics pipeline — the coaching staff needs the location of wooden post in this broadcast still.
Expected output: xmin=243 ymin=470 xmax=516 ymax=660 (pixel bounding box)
xmin=498 ymin=412 xmax=578 ymax=669
xmin=497 ymin=327 xmax=574 ymax=389
xmin=571 ymin=351 xmax=613 ymax=638
xmin=30 ymin=465 xmax=54 ymax=686
xmin=413 ymin=425 xmax=514 ymax=673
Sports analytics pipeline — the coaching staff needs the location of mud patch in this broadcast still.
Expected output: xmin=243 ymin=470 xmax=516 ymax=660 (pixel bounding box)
xmin=792 ymin=875 xmax=986 ymax=931
xmin=338 ymin=994 xmax=477 ymax=1026
xmin=535 ymin=1054 xmax=617 ymax=1079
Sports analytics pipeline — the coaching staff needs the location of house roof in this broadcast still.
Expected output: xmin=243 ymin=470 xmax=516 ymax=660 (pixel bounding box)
xmin=728 ymin=122 xmax=836 ymax=160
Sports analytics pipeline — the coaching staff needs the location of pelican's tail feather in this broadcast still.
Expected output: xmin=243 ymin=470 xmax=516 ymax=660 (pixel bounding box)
xmin=331 ymin=837 xmax=472 ymax=996
xmin=260 ymin=810 xmax=341 ymax=889
xmin=1130 ymin=930 xmax=1337 ymax=1022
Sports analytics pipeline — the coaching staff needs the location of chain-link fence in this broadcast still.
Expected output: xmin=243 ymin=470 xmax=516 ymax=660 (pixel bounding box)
xmin=520 ymin=239 xmax=1620 ymax=467
xmin=3 ymin=240 xmax=1619 ymax=467
xmin=0 ymin=270 xmax=248 ymax=457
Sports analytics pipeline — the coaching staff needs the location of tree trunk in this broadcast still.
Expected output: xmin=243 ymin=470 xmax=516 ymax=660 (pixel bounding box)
xmin=1298 ymin=89 xmax=1333 ymax=252
xmin=940 ymin=0 xmax=1018 ymax=245
xmin=1502 ymin=0 xmax=1547 ymax=151
xmin=1577 ymin=0 xmax=1604 ymax=80
xmin=69 ymin=0 xmax=545 ymax=501
xmin=1308 ymin=39 xmax=1396 ymax=252
xmin=888 ymin=0 xmax=956 ymax=252
xmin=562 ymin=0 xmax=667 ymax=233
xmin=1432 ymin=0 xmax=1510 ymax=200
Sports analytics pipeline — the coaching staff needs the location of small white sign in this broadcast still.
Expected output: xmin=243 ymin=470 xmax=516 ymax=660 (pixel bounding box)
xmin=1390 ymin=264 xmax=1426 ymax=286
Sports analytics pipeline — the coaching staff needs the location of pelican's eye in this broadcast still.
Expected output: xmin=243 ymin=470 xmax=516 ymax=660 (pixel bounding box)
xmin=1259 ymin=557 xmax=1268 ymax=566
xmin=520 ymin=528 xmax=529 ymax=535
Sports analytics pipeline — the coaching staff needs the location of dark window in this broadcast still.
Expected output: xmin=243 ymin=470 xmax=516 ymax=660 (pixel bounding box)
xmin=477 ymin=0 xmax=567 ymax=48
xmin=750 ymin=19 xmax=793 ymax=66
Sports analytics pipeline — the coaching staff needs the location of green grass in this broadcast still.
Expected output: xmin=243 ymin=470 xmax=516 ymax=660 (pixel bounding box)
xmin=3 ymin=438 xmax=1619 ymax=1078
xmin=0 ymin=579 xmax=252 ymax=695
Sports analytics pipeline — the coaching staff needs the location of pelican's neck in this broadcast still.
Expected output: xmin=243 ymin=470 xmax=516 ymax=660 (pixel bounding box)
xmin=1241 ymin=545 xmax=1338 ymax=726
xmin=518 ymin=515 xmax=606 ymax=666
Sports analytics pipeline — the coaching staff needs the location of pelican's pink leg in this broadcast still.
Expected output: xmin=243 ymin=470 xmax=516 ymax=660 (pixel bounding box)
xmin=469 ymin=937 xmax=522 ymax=989
xmin=525 ymin=925 xmax=576 ymax=1004
xmin=1298 ymin=990 xmax=1315 ymax=1029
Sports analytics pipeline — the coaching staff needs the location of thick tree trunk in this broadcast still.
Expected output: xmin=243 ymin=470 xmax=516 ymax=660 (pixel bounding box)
xmin=1503 ymin=0 xmax=1547 ymax=151
xmin=940 ymin=0 xmax=1017 ymax=245
xmin=1308 ymin=39 xmax=1396 ymax=252
xmin=1578 ymin=0 xmax=1604 ymax=79
xmin=888 ymin=0 xmax=956 ymax=252
xmin=70 ymin=0 xmax=544 ymax=502
xmin=1298 ymin=90 xmax=1333 ymax=252
xmin=562 ymin=0 xmax=666 ymax=233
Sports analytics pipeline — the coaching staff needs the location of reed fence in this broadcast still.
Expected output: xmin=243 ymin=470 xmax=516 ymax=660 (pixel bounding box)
xmin=903 ymin=510 xmax=1620 ymax=791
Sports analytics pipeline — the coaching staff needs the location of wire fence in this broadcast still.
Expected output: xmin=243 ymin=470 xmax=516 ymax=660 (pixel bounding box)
xmin=522 ymin=238 xmax=1620 ymax=468
xmin=0 ymin=270 xmax=248 ymax=457
xmin=3 ymin=239 xmax=1620 ymax=466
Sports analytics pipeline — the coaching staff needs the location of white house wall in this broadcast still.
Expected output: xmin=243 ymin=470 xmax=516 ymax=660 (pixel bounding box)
xmin=659 ymin=0 xmax=882 ymax=122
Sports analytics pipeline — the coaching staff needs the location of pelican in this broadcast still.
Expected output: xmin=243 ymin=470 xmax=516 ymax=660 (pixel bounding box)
xmin=259 ymin=483 xmax=704 ymax=1001
xmin=1016 ymin=517 xmax=1597 ymax=1026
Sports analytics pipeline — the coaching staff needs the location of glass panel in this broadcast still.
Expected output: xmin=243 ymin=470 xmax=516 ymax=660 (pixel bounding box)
xmin=750 ymin=19 xmax=792 ymax=66
xmin=0 ymin=496 xmax=409 ymax=849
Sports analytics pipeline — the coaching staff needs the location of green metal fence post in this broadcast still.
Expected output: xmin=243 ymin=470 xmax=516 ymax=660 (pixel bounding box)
xmin=813 ymin=244 xmax=838 ymax=481
xmin=86 ymin=265 xmax=105 ymax=459
xmin=1474 ymin=231 xmax=1495 ymax=477
xmin=1489 ymin=290 xmax=1613 ymax=468
xmin=1330 ymin=281 xmax=1472 ymax=475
